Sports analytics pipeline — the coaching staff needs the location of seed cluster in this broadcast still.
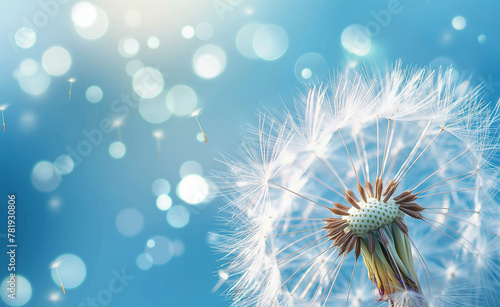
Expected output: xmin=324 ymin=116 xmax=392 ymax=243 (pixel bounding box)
xmin=344 ymin=198 xmax=404 ymax=235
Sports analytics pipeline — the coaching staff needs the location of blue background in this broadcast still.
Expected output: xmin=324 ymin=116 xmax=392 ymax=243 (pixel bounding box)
xmin=0 ymin=0 xmax=499 ymax=306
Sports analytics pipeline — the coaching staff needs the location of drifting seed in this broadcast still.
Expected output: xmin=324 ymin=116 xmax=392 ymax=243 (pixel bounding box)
xmin=0 ymin=104 xmax=8 ymax=132
xmin=68 ymin=78 xmax=75 ymax=100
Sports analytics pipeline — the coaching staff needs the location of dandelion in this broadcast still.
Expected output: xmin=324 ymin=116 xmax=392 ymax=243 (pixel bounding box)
xmin=51 ymin=261 xmax=66 ymax=294
xmin=0 ymin=104 xmax=8 ymax=132
xmin=216 ymin=63 xmax=500 ymax=306
xmin=68 ymin=78 xmax=75 ymax=100
xmin=153 ymin=130 xmax=163 ymax=159
xmin=191 ymin=108 xmax=208 ymax=144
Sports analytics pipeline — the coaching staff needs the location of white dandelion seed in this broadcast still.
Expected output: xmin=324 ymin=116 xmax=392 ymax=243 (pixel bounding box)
xmin=68 ymin=78 xmax=75 ymax=100
xmin=0 ymin=104 xmax=8 ymax=132
xmin=153 ymin=130 xmax=163 ymax=159
xmin=190 ymin=108 xmax=208 ymax=144
xmin=216 ymin=62 xmax=500 ymax=307
xmin=50 ymin=261 xmax=66 ymax=294
xmin=112 ymin=118 xmax=123 ymax=142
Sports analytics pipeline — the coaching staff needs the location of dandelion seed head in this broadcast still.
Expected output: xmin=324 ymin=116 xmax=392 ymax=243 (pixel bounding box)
xmin=215 ymin=62 xmax=500 ymax=306
xmin=0 ymin=104 xmax=9 ymax=111
xmin=68 ymin=78 xmax=76 ymax=83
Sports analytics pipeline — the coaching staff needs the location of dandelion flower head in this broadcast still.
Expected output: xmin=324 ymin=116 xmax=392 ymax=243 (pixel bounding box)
xmin=216 ymin=62 xmax=500 ymax=307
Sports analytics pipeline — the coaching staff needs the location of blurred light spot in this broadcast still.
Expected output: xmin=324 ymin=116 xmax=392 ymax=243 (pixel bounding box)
xmin=136 ymin=253 xmax=153 ymax=270
xmin=119 ymin=37 xmax=140 ymax=57
xmin=19 ymin=112 xmax=36 ymax=131
xmin=182 ymin=26 xmax=195 ymax=39
xmin=193 ymin=45 xmax=226 ymax=79
xmin=147 ymin=239 xmax=155 ymax=248
xmin=195 ymin=22 xmax=213 ymax=40
xmin=116 ymin=208 xmax=143 ymax=236
xmin=147 ymin=36 xmax=160 ymax=49
xmin=54 ymin=155 xmax=74 ymax=175
xmin=166 ymin=85 xmax=197 ymax=116
xmin=152 ymin=178 xmax=171 ymax=196
xmin=126 ymin=59 xmax=144 ymax=77
xmin=139 ymin=96 xmax=171 ymax=124
xmin=14 ymin=27 xmax=36 ymax=49
xmin=48 ymin=292 xmax=60 ymax=302
xmin=109 ymin=141 xmax=126 ymax=159
xmin=85 ymin=85 xmax=103 ymax=103
xmin=42 ymin=46 xmax=72 ymax=76
xmin=1 ymin=275 xmax=31 ymax=306
xmin=301 ymin=68 xmax=312 ymax=79
xmin=167 ymin=205 xmax=190 ymax=228
xmin=172 ymin=240 xmax=185 ymax=257
xmin=31 ymin=161 xmax=61 ymax=192
xmin=72 ymin=2 xmax=97 ymax=27
xmin=74 ymin=5 xmax=108 ymax=40
xmin=244 ymin=7 xmax=254 ymax=15
xmin=145 ymin=235 xmax=173 ymax=265
xmin=478 ymin=34 xmax=487 ymax=44
xmin=18 ymin=67 xmax=50 ymax=96
xmin=51 ymin=254 xmax=86 ymax=289
xmin=342 ymin=24 xmax=371 ymax=56
xmin=177 ymin=174 xmax=209 ymax=205
xmin=133 ymin=67 xmax=163 ymax=98
xmin=452 ymin=16 xmax=466 ymax=30
xmin=49 ymin=196 xmax=62 ymax=210
xmin=180 ymin=161 xmax=203 ymax=178
xmin=124 ymin=9 xmax=142 ymax=28
xmin=207 ymin=232 xmax=223 ymax=245
xmin=196 ymin=132 xmax=205 ymax=142
xmin=236 ymin=23 xmax=262 ymax=59
xmin=253 ymin=24 xmax=288 ymax=61
xmin=295 ymin=53 xmax=328 ymax=83
xmin=156 ymin=194 xmax=172 ymax=211
xmin=20 ymin=59 xmax=38 ymax=76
